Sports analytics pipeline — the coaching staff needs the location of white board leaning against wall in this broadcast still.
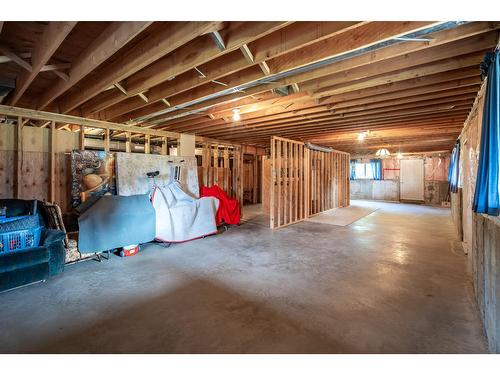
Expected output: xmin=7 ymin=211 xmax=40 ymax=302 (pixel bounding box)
xmin=115 ymin=152 xmax=199 ymax=197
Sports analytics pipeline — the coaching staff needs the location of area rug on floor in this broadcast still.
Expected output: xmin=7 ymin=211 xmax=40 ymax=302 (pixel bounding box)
xmin=306 ymin=203 xmax=379 ymax=226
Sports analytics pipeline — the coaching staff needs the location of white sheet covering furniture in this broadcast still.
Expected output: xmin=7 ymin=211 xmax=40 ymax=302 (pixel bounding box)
xmin=151 ymin=182 xmax=219 ymax=242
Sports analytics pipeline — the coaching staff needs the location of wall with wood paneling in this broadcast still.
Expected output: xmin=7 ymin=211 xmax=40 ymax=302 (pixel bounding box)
xmin=0 ymin=123 xmax=78 ymax=213
xmin=452 ymin=80 xmax=500 ymax=353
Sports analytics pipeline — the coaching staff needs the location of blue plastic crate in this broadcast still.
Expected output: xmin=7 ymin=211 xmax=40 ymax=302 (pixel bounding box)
xmin=0 ymin=226 xmax=43 ymax=253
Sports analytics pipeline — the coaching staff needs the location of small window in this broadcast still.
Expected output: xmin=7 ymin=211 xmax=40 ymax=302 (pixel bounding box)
xmin=354 ymin=163 xmax=374 ymax=179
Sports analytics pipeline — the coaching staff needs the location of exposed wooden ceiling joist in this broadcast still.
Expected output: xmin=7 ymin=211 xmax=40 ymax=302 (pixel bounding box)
xmin=37 ymin=21 xmax=153 ymax=110
xmin=9 ymin=21 xmax=77 ymax=106
xmin=1 ymin=21 xmax=497 ymax=153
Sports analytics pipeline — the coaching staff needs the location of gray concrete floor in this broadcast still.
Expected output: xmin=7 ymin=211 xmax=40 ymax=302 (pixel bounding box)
xmin=0 ymin=200 xmax=487 ymax=353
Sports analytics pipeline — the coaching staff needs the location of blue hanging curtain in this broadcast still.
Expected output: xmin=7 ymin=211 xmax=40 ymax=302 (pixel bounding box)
xmin=370 ymin=159 xmax=382 ymax=180
xmin=448 ymin=140 xmax=460 ymax=193
xmin=350 ymin=159 xmax=357 ymax=180
xmin=473 ymin=50 xmax=500 ymax=216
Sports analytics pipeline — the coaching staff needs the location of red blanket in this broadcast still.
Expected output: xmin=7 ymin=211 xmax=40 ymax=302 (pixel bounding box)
xmin=200 ymin=185 xmax=240 ymax=225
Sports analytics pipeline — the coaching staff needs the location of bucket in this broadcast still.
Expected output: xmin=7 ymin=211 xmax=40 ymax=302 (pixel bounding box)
xmin=119 ymin=244 xmax=140 ymax=257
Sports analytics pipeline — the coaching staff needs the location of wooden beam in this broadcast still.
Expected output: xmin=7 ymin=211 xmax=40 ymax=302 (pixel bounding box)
xmin=114 ymin=24 xmax=498 ymax=127
xmin=14 ymin=116 xmax=23 ymax=198
xmin=81 ymin=22 xmax=291 ymax=116
xmin=125 ymin=132 xmax=132 ymax=152
xmin=318 ymin=67 xmax=481 ymax=105
xmin=104 ymin=128 xmax=110 ymax=152
xmin=57 ymin=22 xmax=224 ymax=114
xmin=204 ymin=111 xmax=470 ymax=141
xmin=49 ymin=121 xmax=56 ymax=203
xmin=0 ymin=104 xmax=180 ymax=138
xmin=37 ymin=21 xmax=152 ymax=110
xmin=52 ymin=70 xmax=69 ymax=81
xmin=89 ymin=22 xmax=500 ymax=124
xmin=144 ymin=134 xmax=151 ymax=154
xmin=259 ymin=61 xmax=271 ymax=76
xmin=161 ymin=136 xmax=167 ymax=155
xmin=302 ymin=31 xmax=498 ymax=95
xmin=138 ymin=92 xmax=149 ymax=103
xmin=9 ymin=22 xmax=76 ymax=106
xmin=40 ymin=63 xmax=71 ymax=72
xmin=0 ymin=44 xmax=31 ymax=71
xmin=0 ymin=52 xmax=31 ymax=64
xmin=114 ymin=82 xmax=129 ymax=96
xmin=171 ymin=86 xmax=475 ymax=134
xmin=79 ymin=124 xmax=85 ymax=150
xmin=127 ymin=22 xmax=290 ymax=96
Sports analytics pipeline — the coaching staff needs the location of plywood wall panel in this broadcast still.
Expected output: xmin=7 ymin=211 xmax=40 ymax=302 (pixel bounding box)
xmin=116 ymin=152 xmax=199 ymax=197
xmin=19 ymin=151 xmax=50 ymax=201
xmin=0 ymin=150 xmax=15 ymax=198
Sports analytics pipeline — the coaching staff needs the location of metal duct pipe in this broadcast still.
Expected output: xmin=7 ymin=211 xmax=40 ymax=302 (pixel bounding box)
xmin=305 ymin=142 xmax=333 ymax=153
xmin=134 ymin=21 xmax=467 ymax=125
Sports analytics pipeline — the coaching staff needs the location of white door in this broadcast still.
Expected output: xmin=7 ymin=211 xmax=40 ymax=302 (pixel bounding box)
xmin=400 ymin=159 xmax=424 ymax=201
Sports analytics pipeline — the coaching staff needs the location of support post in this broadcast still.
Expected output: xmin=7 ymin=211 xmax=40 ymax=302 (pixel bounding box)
xmin=270 ymin=138 xmax=275 ymax=228
xmin=253 ymin=154 xmax=258 ymax=204
xmin=49 ymin=121 xmax=56 ymax=203
xmin=79 ymin=124 xmax=85 ymax=150
xmin=104 ymin=128 xmax=110 ymax=152
xmin=125 ymin=132 xmax=131 ymax=153
xmin=14 ymin=116 xmax=23 ymax=198
xmin=145 ymin=134 xmax=151 ymax=154
xmin=161 ymin=136 xmax=167 ymax=155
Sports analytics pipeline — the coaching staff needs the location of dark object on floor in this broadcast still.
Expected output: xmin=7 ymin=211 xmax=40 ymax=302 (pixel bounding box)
xmin=78 ymin=194 xmax=156 ymax=253
xmin=0 ymin=199 xmax=39 ymax=218
xmin=118 ymin=244 xmax=140 ymax=257
xmin=0 ymin=199 xmax=66 ymax=293
xmin=200 ymin=185 xmax=241 ymax=225
xmin=44 ymin=201 xmax=85 ymax=263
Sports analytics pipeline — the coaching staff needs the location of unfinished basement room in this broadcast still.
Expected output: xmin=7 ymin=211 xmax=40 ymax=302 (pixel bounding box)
xmin=1 ymin=3 xmax=500 ymax=369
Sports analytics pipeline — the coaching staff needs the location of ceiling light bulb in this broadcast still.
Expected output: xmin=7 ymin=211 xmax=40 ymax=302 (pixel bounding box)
xmin=357 ymin=132 xmax=366 ymax=141
xmin=232 ymin=109 xmax=241 ymax=121
xmin=397 ymin=152 xmax=403 ymax=159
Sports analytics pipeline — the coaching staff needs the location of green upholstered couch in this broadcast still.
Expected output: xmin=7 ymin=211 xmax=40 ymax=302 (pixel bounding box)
xmin=0 ymin=199 xmax=66 ymax=293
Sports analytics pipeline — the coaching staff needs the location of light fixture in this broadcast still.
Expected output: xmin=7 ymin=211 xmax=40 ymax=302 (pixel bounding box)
xmin=357 ymin=130 xmax=370 ymax=142
xmin=232 ymin=108 xmax=241 ymax=121
xmin=375 ymin=148 xmax=391 ymax=157
xmin=397 ymin=151 xmax=403 ymax=159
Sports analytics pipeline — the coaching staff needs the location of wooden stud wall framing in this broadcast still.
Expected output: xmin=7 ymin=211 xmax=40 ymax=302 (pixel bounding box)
xmin=270 ymin=136 xmax=350 ymax=229
xmin=199 ymin=141 xmax=244 ymax=204
xmin=270 ymin=136 xmax=308 ymax=229
xmin=308 ymin=150 xmax=349 ymax=216
xmin=1 ymin=105 xmax=246 ymax=212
